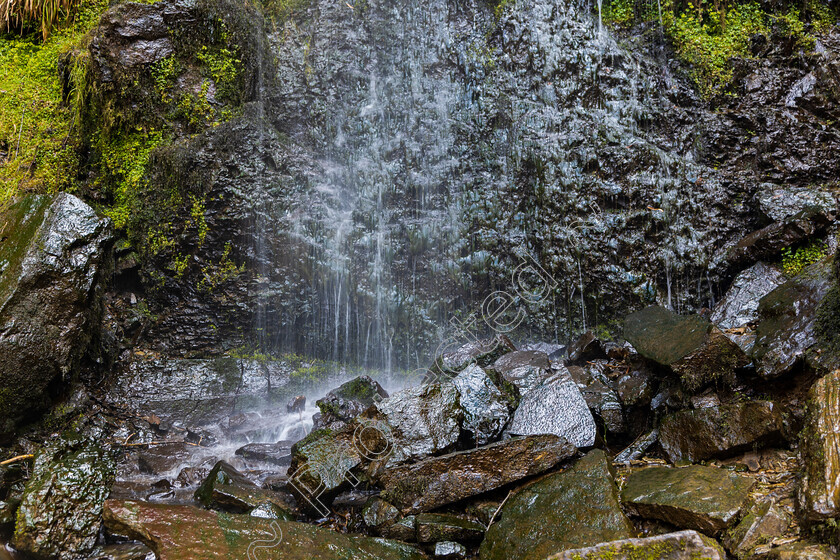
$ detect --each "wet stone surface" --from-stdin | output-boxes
[621,465,755,536]
[479,449,633,560]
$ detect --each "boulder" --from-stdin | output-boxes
[0,194,112,441]
[479,450,634,560]
[545,530,726,560]
[194,461,294,519]
[103,500,428,559]
[375,383,463,467]
[799,368,840,521]
[13,438,115,560]
[286,425,364,515]
[415,513,485,543]
[623,306,748,390]
[753,261,834,379]
[658,401,785,462]
[711,262,786,330]
[621,465,754,535]
[313,376,388,431]
[722,501,789,557]
[506,370,596,448]
[489,350,551,395]
[378,434,576,514]
[235,441,294,467]
[451,365,510,445]
[106,357,299,428]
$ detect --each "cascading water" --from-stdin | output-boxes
[245,0,745,370]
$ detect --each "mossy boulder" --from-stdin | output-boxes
[0,193,112,442]
[103,500,428,559]
[13,437,115,560]
[479,449,634,560]
[194,461,295,518]
[313,375,389,431]
[546,530,726,560]
[621,465,754,536]
[624,306,748,391]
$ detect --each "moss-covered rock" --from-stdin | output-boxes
[13,437,115,560]
[621,465,754,536]
[103,499,428,559]
[624,306,748,391]
[479,449,634,560]
[545,530,726,560]
[194,460,295,519]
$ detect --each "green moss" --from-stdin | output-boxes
[0,0,109,210]
[604,0,837,99]
[261,0,310,23]
[603,0,639,25]
[666,2,768,99]
[782,239,828,276]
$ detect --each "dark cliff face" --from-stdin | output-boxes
[82,0,839,367]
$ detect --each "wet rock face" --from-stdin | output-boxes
[621,465,754,536]
[658,401,785,463]
[313,376,388,431]
[452,365,510,445]
[378,435,576,515]
[710,262,786,330]
[13,438,115,560]
[106,357,296,428]
[546,530,726,560]
[0,194,112,442]
[799,369,840,522]
[506,369,597,447]
[753,261,835,378]
[103,500,428,559]
[479,449,633,560]
[624,306,748,390]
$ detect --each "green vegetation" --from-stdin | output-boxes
[261,0,309,23]
[1,0,79,40]
[0,0,108,212]
[667,2,767,98]
[603,0,838,98]
[781,239,828,276]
